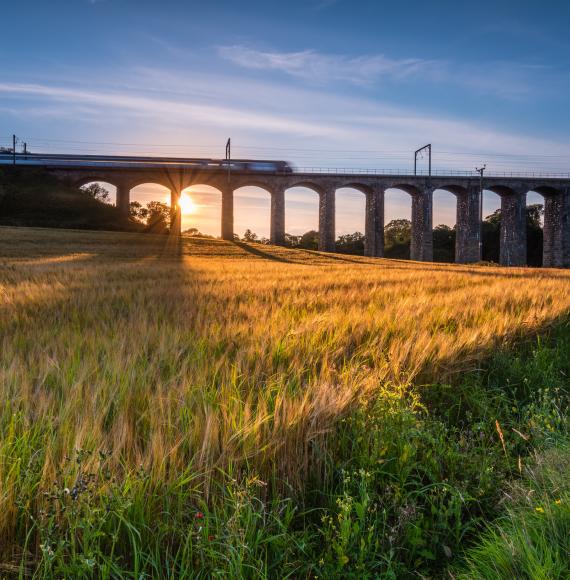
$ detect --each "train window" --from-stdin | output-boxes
[247,162,275,172]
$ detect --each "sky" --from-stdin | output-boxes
[1,0,570,236]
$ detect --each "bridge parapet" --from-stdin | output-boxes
[19,163,570,268]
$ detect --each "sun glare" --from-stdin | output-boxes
[178,193,197,215]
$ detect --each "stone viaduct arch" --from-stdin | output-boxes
[42,165,570,268]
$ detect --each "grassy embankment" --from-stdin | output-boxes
[0,226,568,578]
[0,168,141,232]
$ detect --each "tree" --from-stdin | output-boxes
[129,201,144,220]
[433,224,456,263]
[284,233,301,248]
[299,230,319,250]
[81,183,111,204]
[482,209,501,263]
[384,219,411,259]
[526,203,544,267]
[482,204,544,266]
[242,229,258,242]
[145,201,170,233]
[336,231,365,255]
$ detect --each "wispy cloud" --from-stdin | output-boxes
[218,45,438,85]
[0,81,344,138]
[1,67,569,173]
[217,44,567,100]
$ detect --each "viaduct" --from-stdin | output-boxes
[27,159,570,268]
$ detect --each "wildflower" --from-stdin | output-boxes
[195,511,205,519]
[554,499,562,505]
[535,506,544,513]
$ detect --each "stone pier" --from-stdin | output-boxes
[115,182,130,218]
[365,186,384,257]
[543,189,570,268]
[318,187,336,252]
[500,191,527,267]
[270,187,286,245]
[564,190,570,268]
[221,185,234,241]
[411,189,433,262]
[45,161,570,268]
[170,189,181,235]
[455,187,482,263]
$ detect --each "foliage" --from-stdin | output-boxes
[130,200,171,232]
[80,182,111,204]
[336,231,365,254]
[433,223,456,263]
[483,204,544,266]
[299,229,319,250]
[242,228,258,242]
[129,200,143,218]
[183,227,215,238]
[384,218,411,259]
[456,446,570,579]
[0,168,141,231]
[0,227,568,577]
[283,229,319,250]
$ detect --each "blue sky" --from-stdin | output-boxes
[2,0,569,236]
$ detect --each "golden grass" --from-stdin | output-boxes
[1,226,570,539]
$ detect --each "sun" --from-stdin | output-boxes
[178,193,197,215]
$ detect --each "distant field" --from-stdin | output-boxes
[1,226,569,578]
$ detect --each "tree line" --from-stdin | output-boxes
[233,204,545,266]
[82,184,546,265]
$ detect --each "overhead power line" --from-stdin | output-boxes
[16,136,570,159]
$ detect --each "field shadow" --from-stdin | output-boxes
[231,241,302,264]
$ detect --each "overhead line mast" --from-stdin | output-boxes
[414,144,432,178]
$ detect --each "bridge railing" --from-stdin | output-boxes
[1,153,569,179]
[294,167,570,178]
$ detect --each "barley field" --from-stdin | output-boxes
[1,226,569,577]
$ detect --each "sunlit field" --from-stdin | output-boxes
[1,226,569,577]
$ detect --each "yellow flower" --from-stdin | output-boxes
[554,499,562,505]
[535,506,544,513]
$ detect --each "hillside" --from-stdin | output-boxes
[0,226,569,578]
[0,167,142,232]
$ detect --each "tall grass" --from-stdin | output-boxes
[456,446,570,579]
[0,226,569,577]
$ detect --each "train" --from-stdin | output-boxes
[0,152,295,173]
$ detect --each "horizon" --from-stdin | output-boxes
[2,0,569,236]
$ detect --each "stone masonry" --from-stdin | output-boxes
[43,164,570,268]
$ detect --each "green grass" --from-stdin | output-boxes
[0,168,140,231]
[0,227,568,578]
[456,446,570,580]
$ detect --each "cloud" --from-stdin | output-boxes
[218,45,438,86]
[1,67,569,174]
[217,45,568,100]
[0,81,343,138]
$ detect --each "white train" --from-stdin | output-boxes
[0,152,294,173]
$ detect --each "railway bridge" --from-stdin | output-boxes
[8,156,570,268]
